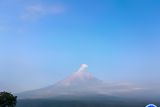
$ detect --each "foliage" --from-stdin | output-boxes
[0,92,17,107]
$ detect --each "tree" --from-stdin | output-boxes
[0,92,17,107]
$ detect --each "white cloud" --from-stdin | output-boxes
[21,4,67,20]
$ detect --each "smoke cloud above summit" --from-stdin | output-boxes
[78,64,88,72]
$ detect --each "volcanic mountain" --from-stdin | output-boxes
[17,64,143,99]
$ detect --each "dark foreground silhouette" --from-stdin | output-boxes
[17,96,160,107]
[0,92,17,107]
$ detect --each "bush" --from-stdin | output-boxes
[0,91,17,107]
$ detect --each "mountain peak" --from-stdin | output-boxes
[73,64,93,80]
[56,64,97,87]
[74,64,91,79]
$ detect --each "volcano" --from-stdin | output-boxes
[17,64,143,99]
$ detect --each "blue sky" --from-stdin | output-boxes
[0,0,160,93]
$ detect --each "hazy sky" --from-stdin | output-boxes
[0,0,160,93]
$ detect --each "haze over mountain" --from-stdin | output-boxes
[18,64,145,99]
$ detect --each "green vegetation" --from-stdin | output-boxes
[0,92,17,107]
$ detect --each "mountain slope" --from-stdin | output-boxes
[17,64,143,99]
[18,64,102,99]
